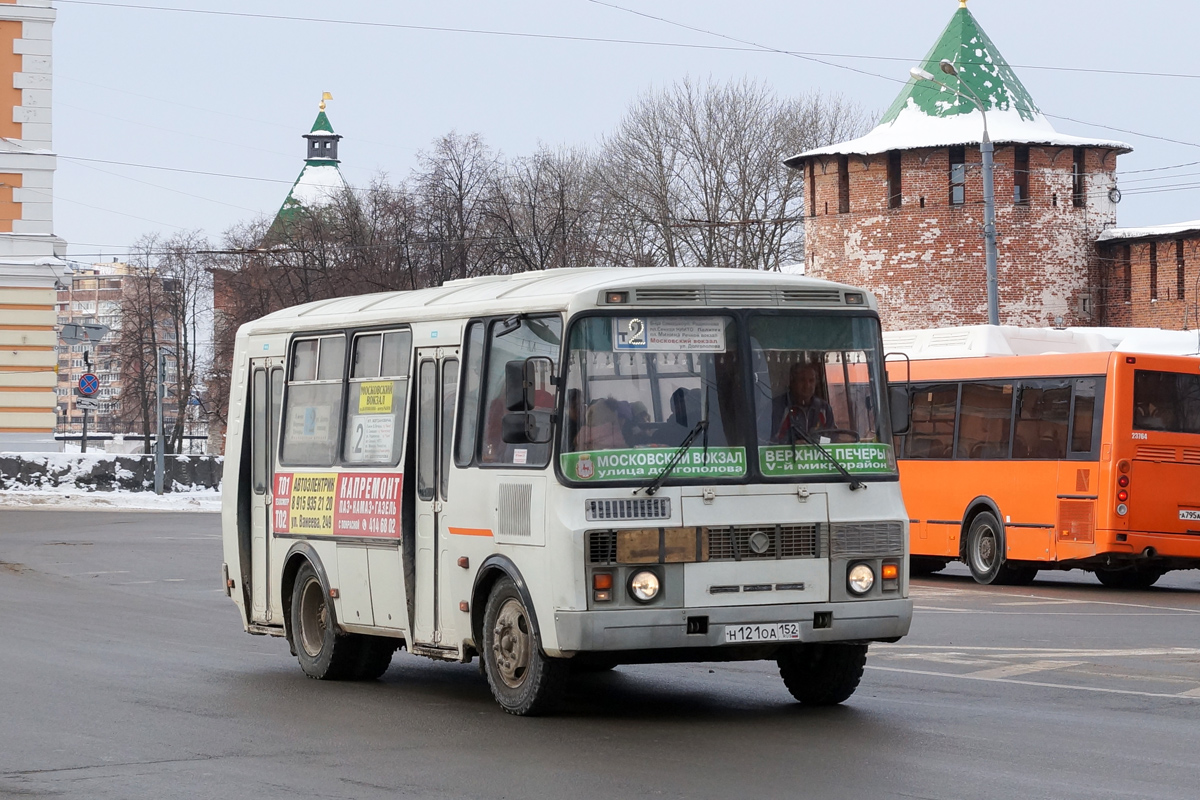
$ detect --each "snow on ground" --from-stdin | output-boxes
[0,488,221,513]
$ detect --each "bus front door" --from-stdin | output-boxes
[412,348,459,650]
[249,358,284,625]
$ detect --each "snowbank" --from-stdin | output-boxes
[0,488,221,513]
[0,452,222,493]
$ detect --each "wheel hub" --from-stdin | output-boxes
[974,527,997,571]
[491,598,531,689]
[298,577,328,658]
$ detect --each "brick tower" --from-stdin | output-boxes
[786,0,1131,329]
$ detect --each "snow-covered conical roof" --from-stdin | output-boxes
[786,3,1131,165]
[274,100,348,226]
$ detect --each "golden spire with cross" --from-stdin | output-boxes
[319,91,332,111]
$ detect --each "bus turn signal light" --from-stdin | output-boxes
[593,573,613,590]
[1117,459,1131,474]
[881,564,899,580]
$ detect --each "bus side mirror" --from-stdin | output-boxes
[502,410,554,444]
[503,357,556,444]
[505,357,556,411]
[888,384,911,436]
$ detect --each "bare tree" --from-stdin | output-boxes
[597,78,870,270]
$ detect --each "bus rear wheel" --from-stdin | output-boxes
[291,561,363,681]
[777,643,868,706]
[481,577,568,716]
[1095,568,1164,589]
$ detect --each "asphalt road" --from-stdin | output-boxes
[1,510,1198,800]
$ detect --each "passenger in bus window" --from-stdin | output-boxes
[576,397,627,450]
[771,362,834,442]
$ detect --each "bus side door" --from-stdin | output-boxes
[249,357,283,624]
[412,348,459,649]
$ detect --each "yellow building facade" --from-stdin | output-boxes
[0,0,65,451]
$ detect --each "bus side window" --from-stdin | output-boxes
[455,322,485,467]
[1014,380,1070,460]
[956,382,1013,460]
[478,316,562,467]
[1069,378,1099,454]
[342,329,411,466]
[281,334,346,466]
[906,383,957,459]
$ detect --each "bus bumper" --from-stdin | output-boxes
[551,598,912,654]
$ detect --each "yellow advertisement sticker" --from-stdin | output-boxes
[358,381,393,414]
[286,473,337,535]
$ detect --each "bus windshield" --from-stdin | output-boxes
[1133,369,1200,434]
[559,312,894,484]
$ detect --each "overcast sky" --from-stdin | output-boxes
[51,0,1200,262]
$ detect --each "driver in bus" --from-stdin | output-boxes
[771,362,834,442]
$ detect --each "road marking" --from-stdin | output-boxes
[914,605,1194,616]
[877,644,1200,658]
[1179,687,1200,697]
[67,570,130,576]
[964,660,1083,679]
[915,586,1200,615]
[867,665,1200,701]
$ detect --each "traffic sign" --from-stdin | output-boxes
[76,397,100,410]
[78,373,100,396]
[59,323,110,346]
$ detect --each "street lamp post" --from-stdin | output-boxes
[911,59,1000,326]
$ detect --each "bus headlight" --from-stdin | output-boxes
[629,570,660,603]
[847,563,875,595]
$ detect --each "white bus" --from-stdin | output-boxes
[221,268,913,715]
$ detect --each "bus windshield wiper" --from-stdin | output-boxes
[789,426,865,491]
[637,417,708,496]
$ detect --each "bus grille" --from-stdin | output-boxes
[633,287,704,304]
[829,521,904,557]
[780,288,843,305]
[1057,500,1095,543]
[706,286,777,305]
[587,531,618,564]
[585,497,671,522]
[706,524,820,561]
[1136,445,1178,462]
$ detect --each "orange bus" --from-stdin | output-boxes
[884,326,1200,588]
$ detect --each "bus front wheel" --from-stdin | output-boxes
[777,643,868,705]
[291,561,368,680]
[481,577,568,716]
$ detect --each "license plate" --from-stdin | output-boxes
[723,622,801,644]
[1180,509,1200,521]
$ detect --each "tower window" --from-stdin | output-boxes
[1150,241,1159,301]
[1072,147,1086,208]
[1122,244,1132,304]
[1176,238,1186,300]
[887,151,902,209]
[1013,145,1029,205]
[949,146,966,206]
[808,161,816,218]
[837,156,850,214]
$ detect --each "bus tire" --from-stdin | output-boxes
[910,557,949,577]
[1002,565,1038,585]
[291,561,361,681]
[777,643,868,706]
[482,577,568,716]
[965,511,1007,585]
[1095,568,1163,589]
[353,636,397,681]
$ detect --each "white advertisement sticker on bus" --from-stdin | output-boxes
[345,414,394,462]
[613,317,726,352]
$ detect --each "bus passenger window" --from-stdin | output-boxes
[1069,378,1100,454]
[1013,381,1070,459]
[281,335,345,466]
[455,322,485,466]
[479,316,562,466]
[906,383,957,458]
[343,329,411,466]
[955,382,1013,459]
